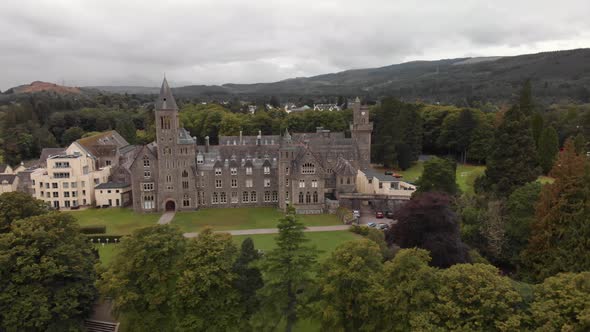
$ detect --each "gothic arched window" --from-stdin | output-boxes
[305,192,311,204]
[299,192,304,204]
[182,170,188,177]
[313,191,318,203]
[301,163,315,174]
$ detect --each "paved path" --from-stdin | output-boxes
[158,211,175,225]
[183,225,349,238]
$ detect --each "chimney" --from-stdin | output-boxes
[239,130,243,145]
[205,136,210,152]
[257,130,262,146]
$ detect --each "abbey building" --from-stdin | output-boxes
[126,78,373,214]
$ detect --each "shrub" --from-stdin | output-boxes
[349,225,370,236]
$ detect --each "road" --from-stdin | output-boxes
[183,225,350,238]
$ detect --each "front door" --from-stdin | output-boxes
[165,200,176,211]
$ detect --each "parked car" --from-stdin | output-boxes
[385,211,394,219]
[375,211,384,218]
[393,173,403,178]
[367,222,377,228]
[384,170,393,175]
[378,223,389,230]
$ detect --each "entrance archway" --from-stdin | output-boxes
[165,200,176,211]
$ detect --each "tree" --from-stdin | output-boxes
[99,225,186,331]
[233,237,264,328]
[174,229,241,331]
[0,191,49,233]
[522,139,590,282]
[538,125,559,174]
[61,126,85,145]
[415,157,458,196]
[255,209,319,332]
[519,79,534,116]
[433,264,523,331]
[574,132,586,154]
[530,272,590,331]
[482,105,540,195]
[0,212,98,331]
[467,113,495,164]
[437,109,478,162]
[504,182,543,269]
[116,116,137,144]
[269,96,280,108]
[371,249,440,331]
[316,240,382,331]
[531,113,544,147]
[386,192,471,268]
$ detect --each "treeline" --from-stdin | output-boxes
[1,191,588,331]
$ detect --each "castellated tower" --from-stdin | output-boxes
[350,97,373,170]
[155,78,197,211]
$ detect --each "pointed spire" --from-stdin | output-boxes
[355,96,361,103]
[155,77,178,110]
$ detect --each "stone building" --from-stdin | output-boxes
[129,78,373,214]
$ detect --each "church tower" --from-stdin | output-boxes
[155,78,197,211]
[350,97,373,170]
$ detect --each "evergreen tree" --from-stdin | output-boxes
[538,125,559,174]
[531,113,544,147]
[233,237,264,327]
[255,208,319,332]
[573,132,586,154]
[115,117,137,144]
[522,140,590,282]
[519,79,534,116]
[482,105,540,195]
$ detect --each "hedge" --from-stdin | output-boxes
[80,225,106,234]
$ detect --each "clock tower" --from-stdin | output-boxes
[350,97,373,170]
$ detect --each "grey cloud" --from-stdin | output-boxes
[1,0,589,90]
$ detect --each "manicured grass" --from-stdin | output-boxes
[378,160,486,194]
[233,230,361,261]
[68,208,159,235]
[456,164,486,194]
[96,244,119,267]
[173,207,341,233]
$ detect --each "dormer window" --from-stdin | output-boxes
[301,163,315,174]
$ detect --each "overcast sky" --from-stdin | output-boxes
[1,0,590,90]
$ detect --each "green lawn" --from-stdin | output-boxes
[96,244,119,267]
[68,208,159,235]
[173,207,341,233]
[384,160,486,194]
[233,230,361,261]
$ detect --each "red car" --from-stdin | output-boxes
[375,211,384,218]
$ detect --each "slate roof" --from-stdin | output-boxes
[76,131,130,158]
[0,174,17,184]
[155,77,178,110]
[39,148,66,163]
[362,168,396,182]
[334,157,357,176]
[0,164,8,173]
[95,182,130,189]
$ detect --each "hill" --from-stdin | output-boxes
[5,81,83,95]
[87,48,590,104]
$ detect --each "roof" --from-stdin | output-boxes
[95,182,130,189]
[0,164,8,173]
[40,148,66,163]
[155,77,178,110]
[178,128,196,145]
[76,131,130,158]
[334,157,357,176]
[362,168,397,182]
[0,174,17,184]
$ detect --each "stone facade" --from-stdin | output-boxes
[129,78,372,214]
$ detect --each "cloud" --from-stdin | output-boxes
[1,0,589,90]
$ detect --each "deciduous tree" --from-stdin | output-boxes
[316,240,382,331]
[0,191,49,233]
[99,225,186,331]
[0,212,98,331]
[415,157,458,195]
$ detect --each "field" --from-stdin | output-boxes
[68,208,159,235]
[173,207,341,233]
